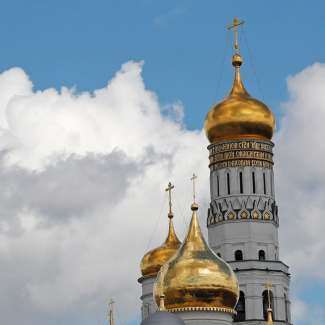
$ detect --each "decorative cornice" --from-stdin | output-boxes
[137,274,157,283]
[236,275,291,287]
[168,307,236,314]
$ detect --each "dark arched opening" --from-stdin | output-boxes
[262,290,274,321]
[259,250,266,261]
[235,250,243,261]
[217,253,221,258]
[234,291,246,322]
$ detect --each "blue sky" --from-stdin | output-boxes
[1,0,325,130]
[0,1,324,324]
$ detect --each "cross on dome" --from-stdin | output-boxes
[227,16,244,55]
[165,182,175,219]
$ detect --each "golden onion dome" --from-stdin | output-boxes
[153,203,239,311]
[204,54,276,143]
[140,217,182,277]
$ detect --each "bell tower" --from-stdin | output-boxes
[205,17,292,324]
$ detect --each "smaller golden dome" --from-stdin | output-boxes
[140,218,181,277]
[204,55,276,143]
[153,203,239,310]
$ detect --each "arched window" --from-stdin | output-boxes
[235,250,243,261]
[227,172,231,195]
[217,175,220,197]
[262,290,274,321]
[217,253,221,258]
[284,293,288,322]
[263,172,266,194]
[234,291,246,322]
[259,250,266,261]
[252,171,256,193]
[239,171,243,194]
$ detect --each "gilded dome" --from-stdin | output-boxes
[141,218,182,277]
[204,55,275,143]
[153,203,239,311]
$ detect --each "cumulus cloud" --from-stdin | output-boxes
[0,60,324,325]
[0,61,209,325]
[274,63,325,282]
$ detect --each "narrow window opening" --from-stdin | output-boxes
[252,172,256,193]
[270,172,274,196]
[217,175,220,197]
[235,250,243,261]
[259,250,265,261]
[263,173,266,195]
[239,172,243,194]
[234,291,246,322]
[217,253,221,258]
[227,173,230,195]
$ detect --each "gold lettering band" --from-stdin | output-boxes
[210,159,273,171]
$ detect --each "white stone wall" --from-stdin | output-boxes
[138,275,157,319]
[174,310,233,325]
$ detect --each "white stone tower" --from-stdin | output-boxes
[205,17,292,324]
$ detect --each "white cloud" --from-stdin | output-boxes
[0,61,209,325]
[291,299,325,325]
[0,60,324,324]
[274,62,325,282]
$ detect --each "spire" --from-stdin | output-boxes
[190,173,198,210]
[164,181,180,246]
[265,282,274,325]
[159,294,166,311]
[227,16,244,56]
[153,174,239,311]
[109,299,115,325]
[227,17,249,97]
[165,182,175,219]
[266,308,274,325]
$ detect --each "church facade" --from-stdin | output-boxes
[138,17,292,325]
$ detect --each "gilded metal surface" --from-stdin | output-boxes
[153,204,239,310]
[169,307,236,314]
[266,308,274,325]
[140,218,182,277]
[204,66,275,143]
[166,182,175,219]
[265,282,274,324]
[159,294,166,311]
[227,17,244,58]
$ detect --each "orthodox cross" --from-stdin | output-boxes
[227,16,244,55]
[191,173,198,204]
[109,299,115,325]
[265,282,272,309]
[165,182,175,218]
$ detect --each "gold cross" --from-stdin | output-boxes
[109,299,115,325]
[265,282,272,309]
[227,16,244,55]
[191,173,198,204]
[165,182,175,218]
